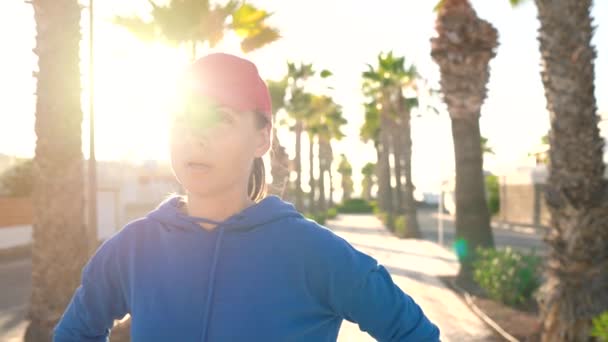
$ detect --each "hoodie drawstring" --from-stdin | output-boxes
[199,226,225,342]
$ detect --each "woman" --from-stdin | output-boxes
[53,53,440,341]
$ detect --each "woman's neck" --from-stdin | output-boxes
[182,189,254,230]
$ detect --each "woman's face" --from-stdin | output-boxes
[170,97,270,197]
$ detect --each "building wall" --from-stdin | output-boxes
[498,166,550,228]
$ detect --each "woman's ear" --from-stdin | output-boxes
[254,124,271,158]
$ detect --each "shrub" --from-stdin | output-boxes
[376,211,395,231]
[473,247,542,306]
[326,207,338,219]
[394,215,407,238]
[485,174,500,216]
[305,212,327,225]
[337,198,374,213]
[592,311,608,342]
[0,159,34,197]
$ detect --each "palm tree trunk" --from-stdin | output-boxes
[534,1,608,340]
[391,120,404,214]
[431,0,497,282]
[26,1,88,340]
[451,118,494,278]
[294,120,303,210]
[270,128,289,197]
[401,111,421,238]
[308,133,316,213]
[362,176,372,201]
[378,116,393,215]
[318,138,329,212]
[327,142,335,207]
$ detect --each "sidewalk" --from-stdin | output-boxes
[330,214,497,342]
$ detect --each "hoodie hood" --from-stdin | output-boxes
[147,195,302,233]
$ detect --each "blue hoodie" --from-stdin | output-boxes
[53,195,440,341]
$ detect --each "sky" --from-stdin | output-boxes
[0,0,607,196]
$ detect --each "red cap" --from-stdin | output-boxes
[185,53,272,122]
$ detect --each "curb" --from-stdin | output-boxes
[0,244,31,264]
[491,221,548,236]
[446,279,519,342]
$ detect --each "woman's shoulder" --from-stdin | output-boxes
[273,215,362,257]
[98,216,158,249]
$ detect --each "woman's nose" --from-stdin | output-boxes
[184,131,210,148]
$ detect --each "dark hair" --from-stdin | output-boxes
[248,112,271,202]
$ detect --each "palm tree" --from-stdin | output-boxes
[115,1,280,59]
[398,95,422,238]
[360,100,385,207]
[24,1,88,340]
[314,97,346,212]
[338,154,354,202]
[480,136,495,156]
[362,52,422,236]
[307,126,318,213]
[523,0,608,339]
[431,0,497,281]
[267,79,290,197]
[319,132,337,208]
[361,162,376,200]
[362,68,392,216]
[285,62,314,210]
[305,96,326,213]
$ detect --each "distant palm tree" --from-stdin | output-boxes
[360,100,385,209]
[267,78,290,197]
[361,162,376,201]
[337,154,354,202]
[362,52,422,237]
[24,1,88,340]
[431,0,497,281]
[115,0,280,59]
[285,62,314,210]
[309,95,346,212]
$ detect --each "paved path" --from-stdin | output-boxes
[0,258,30,342]
[332,214,497,341]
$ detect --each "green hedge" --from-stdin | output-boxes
[485,174,500,216]
[326,207,338,219]
[473,247,542,306]
[394,215,407,238]
[305,212,327,225]
[338,198,374,213]
[376,211,395,231]
[592,311,608,341]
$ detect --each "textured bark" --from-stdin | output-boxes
[25,0,88,340]
[318,137,332,212]
[377,115,393,215]
[294,120,303,210]
[400,111,421,238]
[534,0,608,341]
[451,118,494,277]
[328,166,334,208]
[269,128,290,198]
[308,133,316,213]
[390,119,404,214]
[431,0,497,280]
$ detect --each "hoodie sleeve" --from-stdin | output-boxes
[53,236,129,342]
[316,232,440,342]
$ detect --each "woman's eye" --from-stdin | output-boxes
[217,110,233,121]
